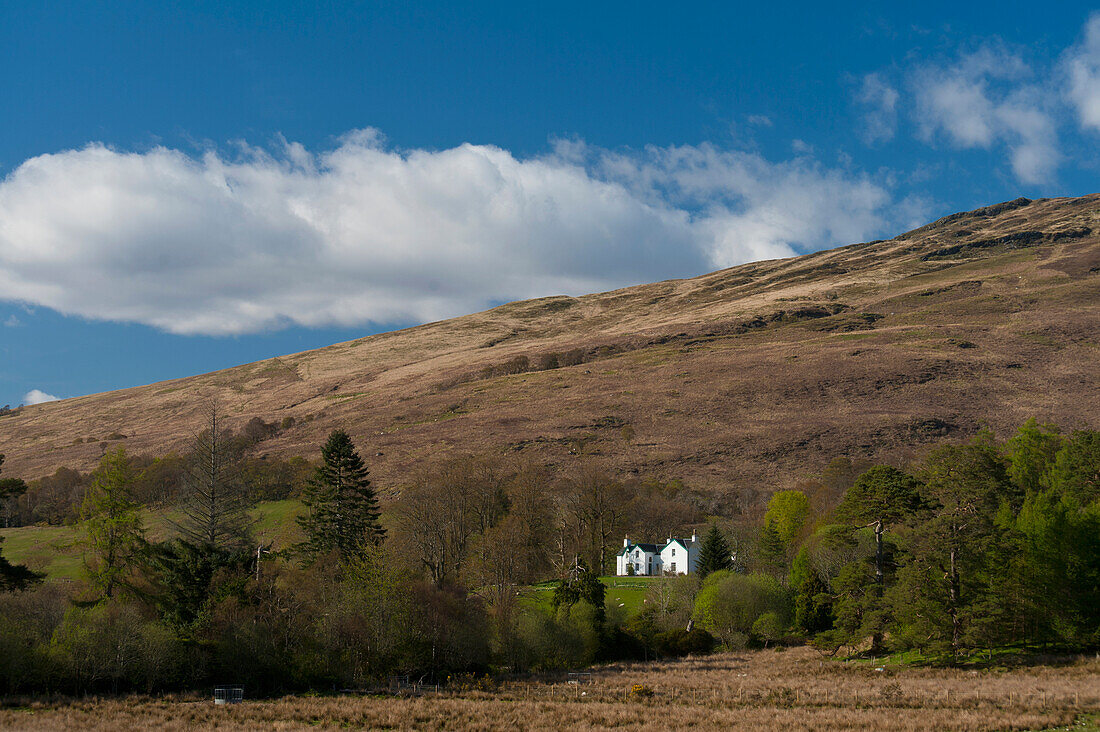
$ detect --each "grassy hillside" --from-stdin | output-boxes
[0,499,306,581]
[2,194,1099,506]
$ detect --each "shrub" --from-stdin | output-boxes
[693,571,792,649]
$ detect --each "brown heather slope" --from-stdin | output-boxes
[2,195,1099,505]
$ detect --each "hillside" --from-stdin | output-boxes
[2,194,1099,504]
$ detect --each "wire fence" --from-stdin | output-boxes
[402,682,1100,711]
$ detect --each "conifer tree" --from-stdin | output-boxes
[695,523,734,578]
[82,448,145,599]
[836,466,924,594]
[173,403,252,551]
[754,521,787,577]
[297,429,384,562]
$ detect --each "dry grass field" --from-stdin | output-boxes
[2,647,1097,731]
[3,194,1100,505]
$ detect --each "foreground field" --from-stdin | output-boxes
[3,647,1097,731]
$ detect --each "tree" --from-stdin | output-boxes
[1006,418,1062,494]
[790,547,832,635]
[172,403,251,551]
[394,453,510,587]
[754,521,787,578]
[0,455,43,592]
[297,430,384,563]
[552,557,606,622]
[695,523,734,578]
[1049,429,1100,504]
[562,464,628,574]
[81,448,145,599]
[692,571,791,649]
[905,439,1010,655]
[836,466,923,597]
[763,490,812,548]
[143,539,250,630]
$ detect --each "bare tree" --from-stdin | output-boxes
[395,454,509,587]
[172,402,252,550]
[561,463,628,575]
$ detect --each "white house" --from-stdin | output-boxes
[616,540,661,576]
[616,532,699,576]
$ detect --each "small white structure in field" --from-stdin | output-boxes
[616,532,699,576]
[214,686,243,705]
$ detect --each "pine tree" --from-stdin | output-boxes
[82,448,145,599]
[835,465,924,597]
[695,523,734,578]
[297,430,384,562]
[0,455,44,591]
[755,521,787,577]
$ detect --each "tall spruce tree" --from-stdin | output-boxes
[695,523,734,578]
[0,455,44,591]
[297,430,384,562]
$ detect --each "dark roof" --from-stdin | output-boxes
[620,543,661,556]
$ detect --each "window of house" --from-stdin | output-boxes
[671,547,676,556]
[671,562,677,573]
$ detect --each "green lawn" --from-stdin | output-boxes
[0,499,306,582]
[0,523,85,580]
[523,575,664,618]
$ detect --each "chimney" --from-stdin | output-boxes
[691,530,697,543]
[624,535,630,548]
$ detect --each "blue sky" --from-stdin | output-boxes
[2,1,1099,408]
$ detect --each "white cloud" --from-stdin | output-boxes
[3,314,18,327]
[0,133,907,335]
[23,389,59,405]
[747,115,774,127]
[911,46,1060,184]
[1065,13,1100,132]
[856,73,899,144]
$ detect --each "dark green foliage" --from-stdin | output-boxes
[836,466,924,529]
[1049,429,1100,504]
[143,539,250,630]
[815,424,1100,658]
[1006,418,1062,494]
[552,558,606,619]
[297,430,384,563]
[833,465,923,650]
[695,523,734,578]
[754,521,787,577]
[903,438,1011,655]
[653,626,716,656]
[791,548,833,634]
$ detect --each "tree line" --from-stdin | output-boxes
[678,419,1100,658]
[0,416,1097,696]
